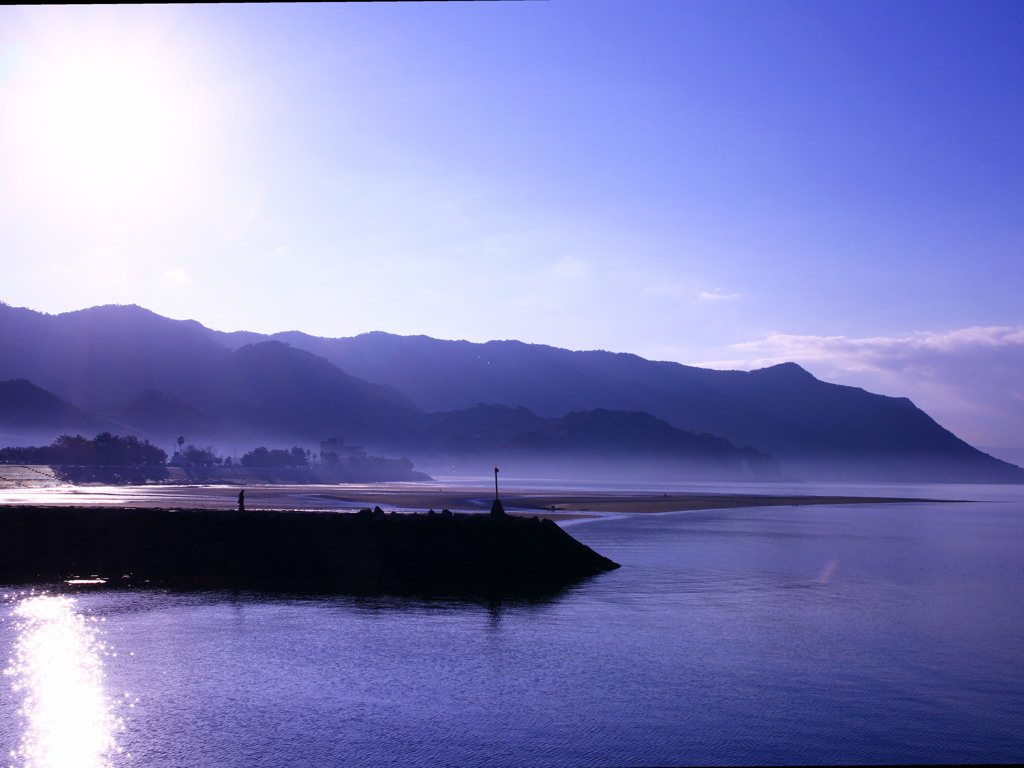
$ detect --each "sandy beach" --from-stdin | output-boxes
[191,485,941,519]
[0,481,945,519]
[318,488,942,517]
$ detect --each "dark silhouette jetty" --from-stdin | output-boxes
[0,505,620,595]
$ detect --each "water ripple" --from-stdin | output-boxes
[4,594,123,768]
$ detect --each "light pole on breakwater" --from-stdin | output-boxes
[491,464,506,516]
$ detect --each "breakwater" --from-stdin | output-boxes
[0,506,619,595]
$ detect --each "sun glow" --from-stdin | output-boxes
[28,52,187,196]
[1,11,219,231]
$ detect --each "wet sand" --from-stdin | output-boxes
[290,487,942,519]
[0,483,945,520]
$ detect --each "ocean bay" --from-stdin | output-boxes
[2,481,1022,766]
[6,5,1024,765]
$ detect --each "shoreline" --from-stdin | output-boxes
[317,489,949,518]
[0,484,950,519]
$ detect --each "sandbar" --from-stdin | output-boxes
[303,488,943,518]
[0,483,946,519]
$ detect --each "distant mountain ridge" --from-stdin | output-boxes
[402,403,780,480]
[1,301,1021,483]
[210,324,1023,482]
[0,379,120,443]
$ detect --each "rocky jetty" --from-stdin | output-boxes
[0,506,619,595]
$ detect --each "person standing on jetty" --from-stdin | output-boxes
[238,489,245,513]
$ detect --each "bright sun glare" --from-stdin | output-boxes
[1,12,213,223]
[32,53,181,194]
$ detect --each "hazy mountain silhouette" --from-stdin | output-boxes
[1,301,1022,483]
[204,340,418,445]
[406,403,778,479]
[104,390,225,443]
[0,379,123,443]
[494,408,780,481]
[0,303,230,410]
[208,330,1022,482]
[413,403,550,456]
[0,303,419,450]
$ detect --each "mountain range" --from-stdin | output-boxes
[1,301,1021,483]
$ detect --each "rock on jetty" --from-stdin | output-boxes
[0,506,619,595]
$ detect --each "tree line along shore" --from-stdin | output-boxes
[0,432,375,469]
[0,432,429,485]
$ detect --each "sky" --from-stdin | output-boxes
[1,1,1023,463]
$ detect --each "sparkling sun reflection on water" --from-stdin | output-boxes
[4,595,122,768]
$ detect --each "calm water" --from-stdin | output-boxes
[2,482,1023,767]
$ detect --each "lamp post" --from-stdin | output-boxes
[490,465,506,516]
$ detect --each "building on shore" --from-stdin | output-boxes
[320,437,367,462]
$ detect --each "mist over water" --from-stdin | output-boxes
[1,481,1022,766]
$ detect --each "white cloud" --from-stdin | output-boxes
[698,327,1024,460]
[697,290,741,301]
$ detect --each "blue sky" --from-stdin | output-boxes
[1,2,1023,461]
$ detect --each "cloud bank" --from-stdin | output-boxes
[701,327,1024,465]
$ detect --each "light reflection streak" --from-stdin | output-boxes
[4,595,122,768]
[816,558,839,584]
